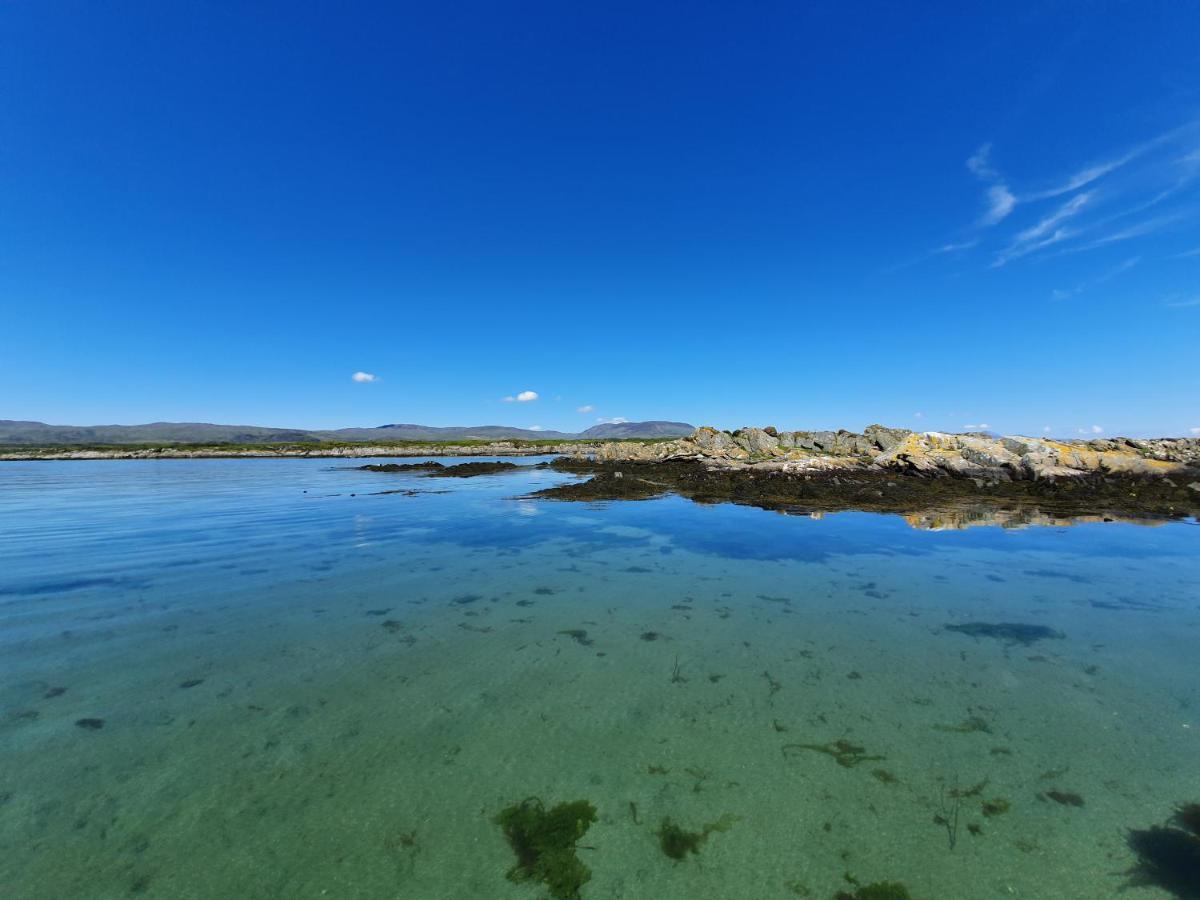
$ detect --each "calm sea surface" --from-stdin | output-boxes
[1,458,1197,899]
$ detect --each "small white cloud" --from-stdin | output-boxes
[528,425,545,432]
[597,417,629,425]
[576,404,595,413]
[1050,288,1074,301]
[1043,426,1053,433]
[1077,425,1104,435]
[964,423,990,430]
[351,371,379,383]
[503,390,539,402]
[913,412,925,419]
[1190,427,1200,435]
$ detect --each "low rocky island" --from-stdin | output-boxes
[533,425,1200,524]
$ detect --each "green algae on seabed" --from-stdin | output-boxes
[656,813,740,860]
[494,798,597,900]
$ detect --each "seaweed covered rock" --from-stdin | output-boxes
[428,461,521,477]
[532,472,666,501]
[359,461,444,472]
[494,798,597,900]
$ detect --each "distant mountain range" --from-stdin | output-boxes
[0,419,695,446]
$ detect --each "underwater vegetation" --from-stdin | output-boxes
[656,813,740,860]
[943,622,1065,645]
[782,739,884,768]
[1041,790,1084,807]
[494,798,598,900]
[981,798,1010,817]
[934,715,992,734]
[74,718,104,730]
[1125,801,1200,898]
[833,881,914,899]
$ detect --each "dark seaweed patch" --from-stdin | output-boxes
[656,813,739,860]
[1125,822,1200,899]
[75,718,105,730]
[943,622,1065,645]
[1041,790,1084,807]
[0,576,151,597]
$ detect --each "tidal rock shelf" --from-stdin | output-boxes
[535,426,1200,523]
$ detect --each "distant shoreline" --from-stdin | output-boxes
[0,440,611,462]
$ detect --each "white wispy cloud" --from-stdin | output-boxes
[994,192,1093,266]
[1059,212,1188,255]
[1016,192,1094,244]
[1051,255,1141,300]
[1097,256,1141,281]
[983,185,1016,226]
[934,239,980,254]
[528,425,545,431]
[597,417,629,425]
[576,404,594,413]
[964,423,990,430]
[1164,294,1200,308]
[1024,150,1143,202]
[957,119,1200,268]
[1077,425,1104,435]
[966,144,1016,226]
[1190,427,1200,435]
[1174,246,1200,258]
[351,371,379,383]
[966,143,998,180]
[503,390,539,402]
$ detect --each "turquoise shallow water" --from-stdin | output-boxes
[1,458,1198,899]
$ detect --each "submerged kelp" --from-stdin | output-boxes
[943,622,1065,645]
[494,798,598,900]
[656,813,740,860]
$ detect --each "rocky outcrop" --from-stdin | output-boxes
[588,426,1200,481]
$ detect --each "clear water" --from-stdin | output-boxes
[1,458,1197,899]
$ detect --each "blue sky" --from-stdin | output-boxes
[1,3,1198,437]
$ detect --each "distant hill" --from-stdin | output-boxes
[579,420,696,439]
[0,419,695,446]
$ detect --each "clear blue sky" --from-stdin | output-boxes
[2,2,1198,437]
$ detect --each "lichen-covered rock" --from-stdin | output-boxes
[582,425,1200,483]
